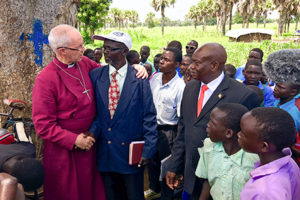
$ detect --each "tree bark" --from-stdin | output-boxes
[296,15,299,31]
[203,17,206,31]
[229,2,233,30]
[0,0,80,147]
[161,7,165,36]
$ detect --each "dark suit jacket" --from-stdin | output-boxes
[89,64,157,174]
[168,75,260,194]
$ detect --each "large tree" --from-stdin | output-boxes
[152,0,176,35]
[145,12,156,28]
[0,0,80,146]
[237,0,257,28]
[198,0,214,31]
[273,0,294,36]
[77,0,111,43]
[187,5,200,30]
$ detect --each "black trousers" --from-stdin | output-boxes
[147,124,177,199]
[101,170,145,200]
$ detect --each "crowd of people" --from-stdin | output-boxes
[1,24,300,200]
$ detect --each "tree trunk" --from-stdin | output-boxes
[0,0,80,148]
[263,11,267,28]
[229,2,233,30]
[246,16,250,28]
[296,15,299,31]
[278,10,286,36]
[242,15,246,28]
[194,22,197,30]
[203,17,206,31]
[287,18,290,33]
[256,14,259,28]
[161,7,165,36]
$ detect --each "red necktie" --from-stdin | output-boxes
[197,85,209,117]
[108,71,120,119]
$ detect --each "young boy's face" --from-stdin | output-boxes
[273,82,296,99]
[243,65,262,86]
[144,64,152,77]
[206,108,228,143]
[159,51,178,74]
[140,48,150,63]
[238,112,262,153]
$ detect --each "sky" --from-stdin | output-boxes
[110,0,198,22]
[110,0,279,22]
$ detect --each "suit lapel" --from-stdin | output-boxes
[110,64,137,126]
[196,76,229,122]
[98,66,110,110]
[191,80,202,120]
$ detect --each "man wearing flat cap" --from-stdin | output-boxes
[89,31,158,200]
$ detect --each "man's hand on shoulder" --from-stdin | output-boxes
[132,64,148,79]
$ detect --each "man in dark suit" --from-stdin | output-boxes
[89,31,157,200]
[165,43,260,200]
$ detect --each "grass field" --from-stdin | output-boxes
[85,23,300,67]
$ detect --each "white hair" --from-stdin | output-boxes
[48,24,80,52]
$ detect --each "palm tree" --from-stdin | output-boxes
[151,0,176,35]
[110,8,122,28]
[198,0,214,31]
[145,12,156,28]
[262,0,274,28]
[273,0,294,36]
[129,10,139,28]
[237,0,257,28]
[228,0,238,30]
[187,5,199,30]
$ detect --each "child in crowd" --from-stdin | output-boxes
[179,55,192,78]
[144,63,152,78]
[83,48,96,61]
[140,45,155,72]
[149,53,162,80]
[238,107,300,199]
[224,64,236,78]
[263,49,300,165]
[196,103,258,200]
[126,50,140,65]
[242,59,276,107]
[94,47,103,64]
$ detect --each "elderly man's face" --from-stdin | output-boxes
[190,47,212,81]
[103,40,126,67]
[63,30,85,63]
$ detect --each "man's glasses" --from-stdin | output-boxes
[57,46,84,51]
[186,45,196,50]
[103,47,125,52]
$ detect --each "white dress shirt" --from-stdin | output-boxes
[199,72,225,108]
[150,72,185,125]
[109,62,128,94]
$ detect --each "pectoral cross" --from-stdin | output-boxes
[83,89,91,99]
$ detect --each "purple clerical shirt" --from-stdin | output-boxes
[240,148,300,200]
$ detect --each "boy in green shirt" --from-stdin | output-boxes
[195,103,258,200]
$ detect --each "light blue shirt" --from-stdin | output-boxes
[109,62,128,94]
[150,72,185,125]
[196,138,259,200]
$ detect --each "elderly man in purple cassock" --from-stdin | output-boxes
[32,24,146,200]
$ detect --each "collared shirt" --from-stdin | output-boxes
[150,72,185,125]
[199,72,225,108]
[240,148,300,200]
[235,64,245,82]
[274,93,300,132]
[109,62,128,94]
[196,138,258,200]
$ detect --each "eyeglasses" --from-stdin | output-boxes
[57,46,84,51]
[103,47,125,52]
[186,45,196,50]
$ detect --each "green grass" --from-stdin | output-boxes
[85,23,300,67]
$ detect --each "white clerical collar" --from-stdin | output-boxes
[68,63,75,68]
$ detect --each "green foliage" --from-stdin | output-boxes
[77,0,111,43]
[145,12,156,28]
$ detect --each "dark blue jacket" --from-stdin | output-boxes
[89,64,157,174]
